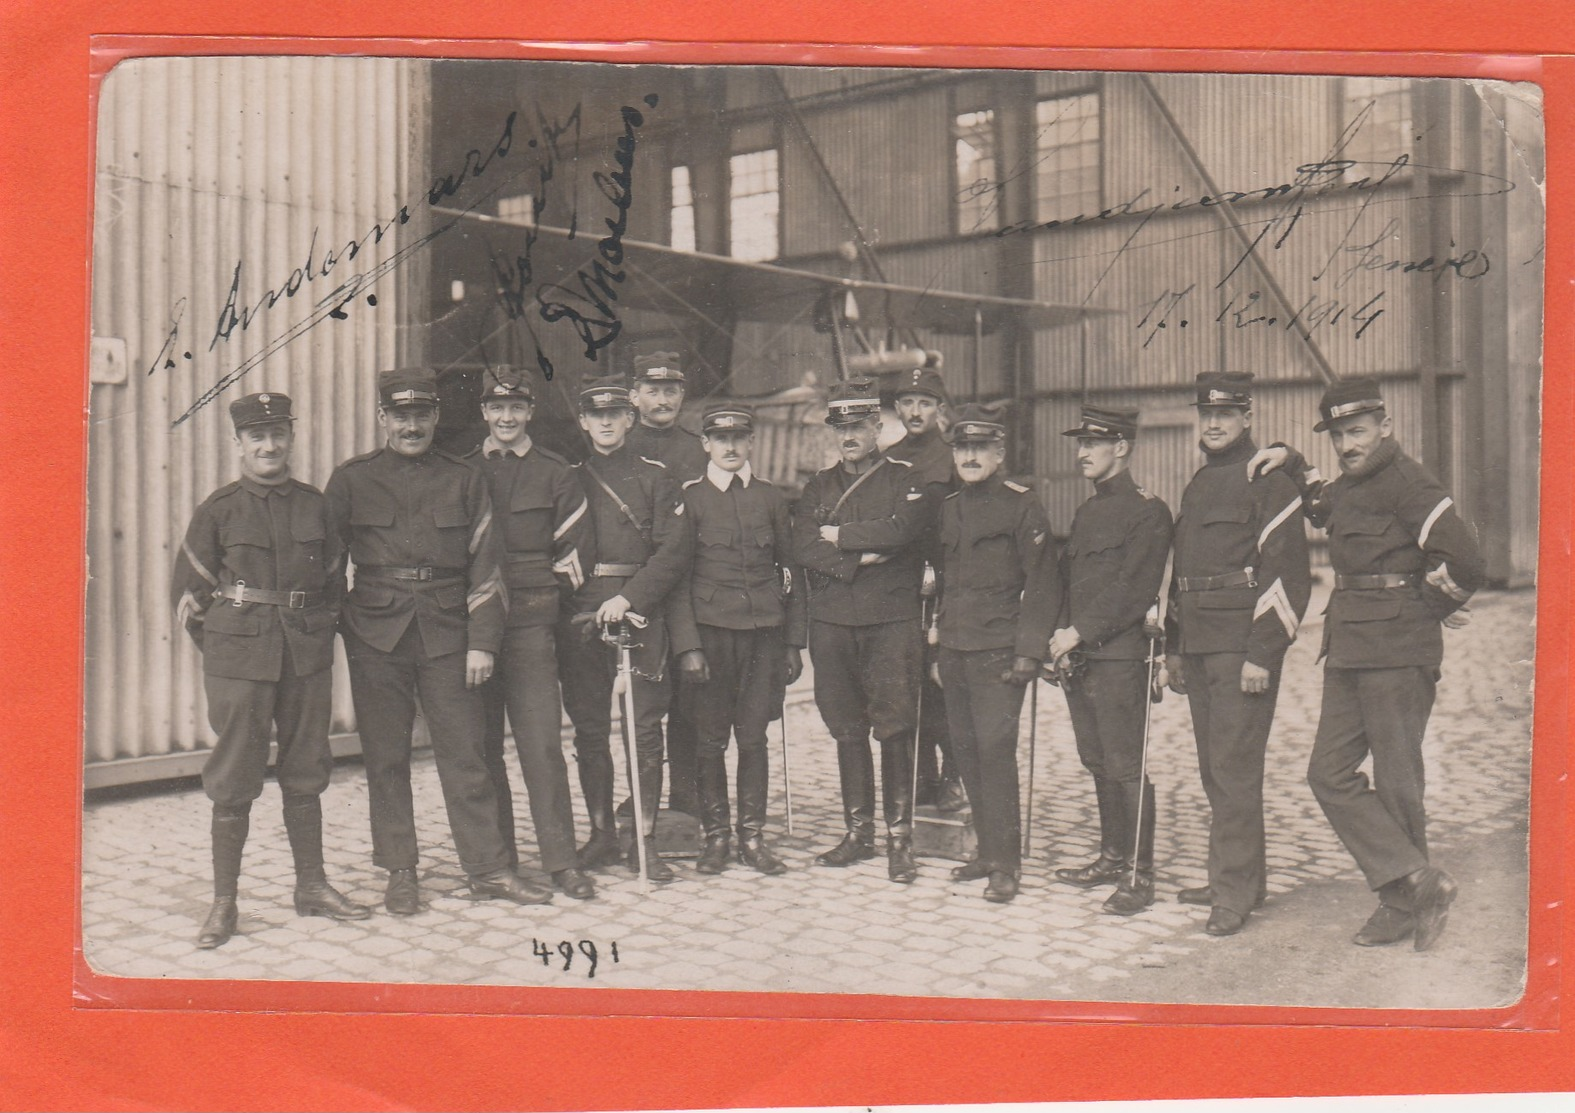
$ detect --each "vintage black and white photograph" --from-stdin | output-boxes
[82,55,1543,1010]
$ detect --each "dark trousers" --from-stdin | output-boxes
[556,611,670,835]
[481,605,578,875]
[1308,665,1435,898]
[664,692,700,812]
[809,618,921,837]
[939,646,1027,873]
[344,624,509,877]
[1063,656,1155,870]
[201,649,333,809]
[1183,651,1279,916]
[684,624,784,839]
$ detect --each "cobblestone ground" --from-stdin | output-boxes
[82,585,1536,1010]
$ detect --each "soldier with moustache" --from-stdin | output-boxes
[1251,377,1484,950]
[1165,372,1311,937]
[172,392,369,948]
[884,366,966,812]
[1050,405,1174,917]
[934,403,1061,904]
[465,367,598,901]
[326,368,550,914]
[792,381,930,883]
[624,350,706,817]
[557,376,697,884]
[673,402,807,876]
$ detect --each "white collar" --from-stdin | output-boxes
[707,460,753,491]
[483,434,533,458]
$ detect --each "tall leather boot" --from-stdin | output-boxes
[282,795,370,921]
[881,734,917,883]
[625,751,674,882]
[1055,776,1129,887]
[576,749,621,869]
[197,804,249,948]
[1103,779,1156,916]
[735,740,785,875]
[694,746,731,875]
[816,737,877,866]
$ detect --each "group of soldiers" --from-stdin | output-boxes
[172,352,1484,956]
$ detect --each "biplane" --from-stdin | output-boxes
[427,208,1114,485]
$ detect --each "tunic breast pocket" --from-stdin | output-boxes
[1200,502,1251,530]
[1332,508,1402,564]
[971,528,1018,588]
[698,526,736,550]
[349,504,395,528]
[219,522,272,552]
[1072,526,1123,572]
[507,492,554,547]
[290,508,326,569]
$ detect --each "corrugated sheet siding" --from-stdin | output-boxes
[87,56,423,767]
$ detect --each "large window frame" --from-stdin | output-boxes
[727,148,780,262]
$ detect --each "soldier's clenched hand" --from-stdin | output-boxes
[1001,656,1040,686]
[1165,653,1187,695]
[1240,660,1270,694]
[465,650,495,689]
[784,647,803,685]
[678,650,710,683]
[818,525,840,545]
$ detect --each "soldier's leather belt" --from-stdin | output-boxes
[1334,573,1415,590]
[357,565,464,582]
[217,584,324,609]
[592,562,643,577]
[1177,569,1256,592]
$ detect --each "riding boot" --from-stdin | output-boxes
[623,750,674,882]
[576,750,621,869]
[197,804,249,948]
[817,736,876,865]
[1055,777,1129,886]
[1102,780,1156,915]
[282,795,370,921]
[733,739,785,874]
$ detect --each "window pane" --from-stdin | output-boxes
[1340,77,1413,182]
[670,164,696,252]
[954,108,998,232]
[1034,93,1101,222]
[729,149,779,261]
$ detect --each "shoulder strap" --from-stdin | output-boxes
[587,462,651,543]
[830,456,887,520]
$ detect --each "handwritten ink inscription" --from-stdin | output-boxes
[532,937,620,978]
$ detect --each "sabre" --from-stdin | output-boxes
[607,615,652,892]
[1022,679,1038,857]
[780,717,795,835]
[1130,552,1174,891]
[910,563,939,810]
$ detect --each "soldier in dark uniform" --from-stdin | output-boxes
[326,368,550,914]
[1050,405,1174,916]
[674,403,807,875]
[884,367,965,812]
[466,367,597,901]
[1164,372,1311,936]
[935,403,1061,904]
[172,392,370,948]
[557,376,697,884]
[1251,378,1484,950]
[792,380,929,883]
[625,350,706,817]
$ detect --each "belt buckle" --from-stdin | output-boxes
[416,567,433,581]
[232,579,245,607]
[288,590,306,608]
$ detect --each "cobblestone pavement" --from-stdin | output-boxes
[81,584,1536,1010]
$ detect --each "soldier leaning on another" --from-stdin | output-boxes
[172,392,369,949]
[673,402,807,877]
[1253,377,1484,951]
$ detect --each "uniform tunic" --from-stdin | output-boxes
[324,446,510,877]
[678,466,807,839]
[171,476,342,808]
[1284,437,1484,896]
[557,444,696,782]
[793,453,931,837]
[1169,436,1311,915]
[936,473,1061,874]
[468,437,593,875]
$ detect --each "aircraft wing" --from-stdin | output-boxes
[436,208,1114,334]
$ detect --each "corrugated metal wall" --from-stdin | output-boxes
[87,56,426,775]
